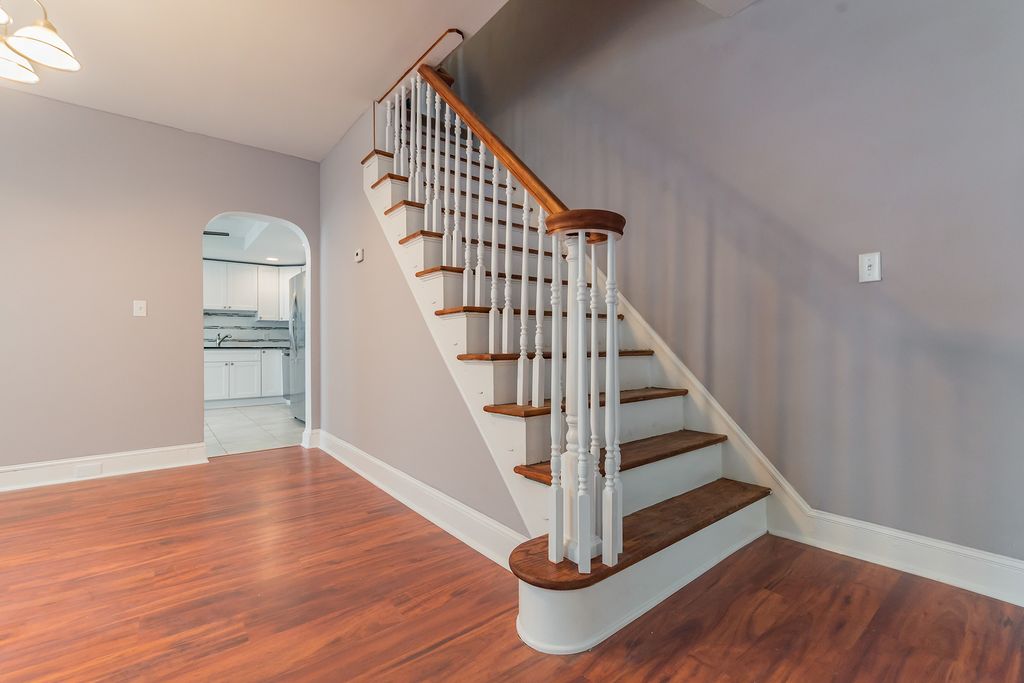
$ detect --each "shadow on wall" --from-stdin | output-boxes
[444,0,1024,559]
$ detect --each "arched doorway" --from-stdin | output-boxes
[200,212,313,455]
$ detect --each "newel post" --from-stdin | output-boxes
[545,209,626,573]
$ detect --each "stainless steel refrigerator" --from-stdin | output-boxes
[288,271,306,422]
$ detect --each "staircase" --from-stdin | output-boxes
[361,64,772,654]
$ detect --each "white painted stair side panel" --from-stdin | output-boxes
[516,499,766,654]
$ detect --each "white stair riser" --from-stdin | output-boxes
[381,200,542,247]
[621,444,723,515]
[402,234,553,278]
[517,395,686,463]
[373,175,537,229]
[420,270,614,314]
[437,311,631,356]
[516,500,767,654]
[362,155,393,187]
[461,353,655,405]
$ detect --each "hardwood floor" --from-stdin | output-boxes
[0,447,1020,682]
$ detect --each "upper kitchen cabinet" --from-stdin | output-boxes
[203,260,258,311]
[257,265,280,321]
[226,263,258,310]
[203,260,227,309]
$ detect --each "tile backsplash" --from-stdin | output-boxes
[204,313,290,348]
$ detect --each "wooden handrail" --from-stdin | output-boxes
[418,64,569,216]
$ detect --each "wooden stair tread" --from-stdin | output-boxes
[415,265,567,285]
[398,230,553,257]
[382,200,538,231]
[484,387,688,418]
[509,478,771,590]
[373,171,510,190]
[434,306,623,320]
[512,429,727,485]
[457,349,653,362]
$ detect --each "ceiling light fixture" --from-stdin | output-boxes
[0,6,11,25]
[0,29,38,84]
[6,0,79,73]
[265,257,280,262]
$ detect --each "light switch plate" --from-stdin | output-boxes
[132,300,148,316]
[859,252,881,283]
[354,248,365,263]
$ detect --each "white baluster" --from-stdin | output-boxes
[602,236,622,564]
[575,230,592,574]
[412,75,422,202]
[501,170,515,353]
[399,83,408,177]
[431,92,443,233]
[385,100,394,154]
[563,235,580,564]
[532,208,547,408]
[488,160,501,354]
[548,230,564,563]
[589,241,603,540]
[422,83,432,213]
[517,194,532,405]
[454,119,465,277]
[442,104,453,266]
[474,141,487,308]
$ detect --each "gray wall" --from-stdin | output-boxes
[319,109,527,534]
[0,89,321,467]
[446,0,1024,559]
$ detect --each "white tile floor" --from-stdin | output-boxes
[204,403,305,456]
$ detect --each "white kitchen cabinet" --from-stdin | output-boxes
[203,260,258,311]
[260,349,284,397]
[203,260,228,309]
[204,350,262,400]
[226,262,258,310]
[203,361,230,401]
[278,266,302,320]
[229,361,261,398]
[257,265,281,321]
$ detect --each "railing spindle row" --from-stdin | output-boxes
[380,65,625,575]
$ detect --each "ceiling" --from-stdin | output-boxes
[204,213,307,265]
[0,0,507,160]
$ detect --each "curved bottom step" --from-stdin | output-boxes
[511,479,770,654]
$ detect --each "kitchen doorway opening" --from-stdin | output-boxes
[200,212,312,457]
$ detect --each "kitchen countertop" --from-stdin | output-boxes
[204,345,290,350]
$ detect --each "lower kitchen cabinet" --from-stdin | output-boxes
[260,349,284,397]
[204,350,263,400]
[204,361,230,401]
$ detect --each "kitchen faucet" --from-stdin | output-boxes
[216,333,233,347]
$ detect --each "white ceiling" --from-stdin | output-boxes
[0,0,507,160]
[204,213,307,265]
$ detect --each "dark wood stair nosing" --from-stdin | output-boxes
[483,387,689,418]
[457,349,654,362]
[512,429,728,485]
[398,230,554,257]
[508,478,771,590]
[434,305,623,321]
[415,264,569,282]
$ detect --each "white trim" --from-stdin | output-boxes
[317,430,527,569]
[0,443,208,492]
[516,501,766,654]
[614,288,1024,608]
[302,428,320,449]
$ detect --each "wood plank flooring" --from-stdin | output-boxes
[0,446,1020,682]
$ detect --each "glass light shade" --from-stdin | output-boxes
[7,20,79,72]
[0,6,10,26]
[0,38,38,84]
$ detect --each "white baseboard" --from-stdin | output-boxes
[302,428,320,449]
[317,430,527,569]
[614,286,1024,609]
[0,442,208,492]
